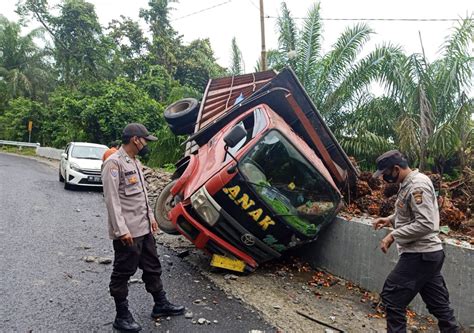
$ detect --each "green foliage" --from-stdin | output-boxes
[0,15,54,102]
[0,97,46,143]
[0,145,37,156]
[3,0,471,177]
[271,2,473,174]
[46,78,164,147]
[3,0,228,168]
[146,125,187,167]
[175,38,226,91]
[229,37,243,75]
[139,0,180,74]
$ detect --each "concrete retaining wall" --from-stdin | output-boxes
[36,147,63,160]
[299,217,473,328]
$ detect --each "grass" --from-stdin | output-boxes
[0,145,37,156]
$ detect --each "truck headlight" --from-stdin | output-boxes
[191,186,220,226]
[70,163,81,172]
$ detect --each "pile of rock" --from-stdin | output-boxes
[143,167,172,203]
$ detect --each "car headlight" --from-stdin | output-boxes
[191,186,220,226]
[70,163,81,172]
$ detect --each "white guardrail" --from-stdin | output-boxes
[0,140,40,148]
[0,140,63,160]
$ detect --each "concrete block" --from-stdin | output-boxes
[298,217,473,328]
[36,147,63,160]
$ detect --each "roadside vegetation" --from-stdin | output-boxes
[0,0,472,177]
[0,145,36,156]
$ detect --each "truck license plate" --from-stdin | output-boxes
[88,176,101,183]
[210,254,245,272]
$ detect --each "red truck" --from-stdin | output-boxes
[155,68,357,273]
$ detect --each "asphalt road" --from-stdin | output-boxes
[0,153,273,332]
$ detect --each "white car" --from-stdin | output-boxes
[59,142,108,189]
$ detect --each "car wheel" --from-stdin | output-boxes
[59,167,64,182]
[164,98,199,134]
[154,180,180,235]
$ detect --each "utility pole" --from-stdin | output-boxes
[259,0,267,70]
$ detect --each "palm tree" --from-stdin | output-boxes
[0,16,52,101]
[350,17,473,173]
[271,4,473,173]
[270,3,402,138]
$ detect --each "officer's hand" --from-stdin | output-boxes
[380,234,394,254]
[373,217,391,230]
[120,233,134,246]
[151,220,159,234]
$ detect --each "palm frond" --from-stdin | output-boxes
[322,23,373,84]
[323,44,403,117]
[437,17,473,101]
[295,3,322,86]
[396,115,420,163]
[277,2,297,54]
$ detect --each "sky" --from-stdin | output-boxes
[1,0,472,70]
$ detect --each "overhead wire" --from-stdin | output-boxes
[247,0,260,11]
[170,1,469,23]
[265,16,471,22]
[172,0,233,21]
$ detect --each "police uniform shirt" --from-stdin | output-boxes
[102,146,154,239]
[388,170,443,254]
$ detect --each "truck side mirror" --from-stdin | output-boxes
[61,152,67,160]
[224,126,247,148]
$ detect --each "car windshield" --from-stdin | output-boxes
[239,130,339,237]
[71,145,107,160]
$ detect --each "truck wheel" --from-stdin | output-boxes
[154,180,180,235]
[59,168,64,182]
[164,98,199,135]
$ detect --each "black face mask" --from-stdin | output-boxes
[383,169,399,183]
[135,139,149,157]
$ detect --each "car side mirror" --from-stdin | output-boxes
[61,152,67,160]
[224,126,247,148]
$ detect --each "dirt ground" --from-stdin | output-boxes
[21,154,451,332]
[156,232,440,333]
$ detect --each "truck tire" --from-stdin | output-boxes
[168,122,196,136]
[59,168,64,182]
[154,180,180,235]
[164,98,199,135]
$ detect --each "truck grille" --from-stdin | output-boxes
[210,208,281,263]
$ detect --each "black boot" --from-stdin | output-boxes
[113,298,142,332]
[151,291,185,318]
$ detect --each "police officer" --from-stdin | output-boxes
[102,123,184,332]
[372,150,458,333]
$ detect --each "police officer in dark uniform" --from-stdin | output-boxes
[372,150,458,333]
[102,123,184,332]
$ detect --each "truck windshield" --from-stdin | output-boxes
[240,130,339,237]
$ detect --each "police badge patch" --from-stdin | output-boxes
[110,168,118,178]
[413,190,423,204]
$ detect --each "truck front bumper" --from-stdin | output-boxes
[169,202,258,269]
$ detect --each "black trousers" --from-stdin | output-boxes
[109,232,164,300]
[381,250,458,333]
